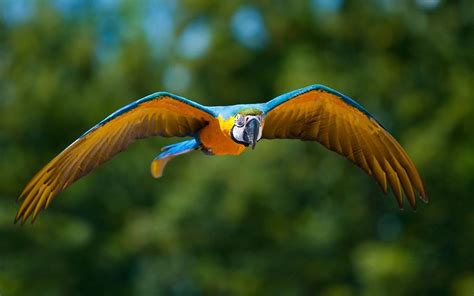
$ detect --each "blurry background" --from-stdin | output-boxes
[1,0,473,295]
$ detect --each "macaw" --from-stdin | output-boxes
[15,84,427,224]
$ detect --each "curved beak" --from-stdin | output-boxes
[244,118,261,150]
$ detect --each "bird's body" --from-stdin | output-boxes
[16,84,427,224]
[200,114,247,155]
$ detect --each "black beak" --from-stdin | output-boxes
[244,118,260,150]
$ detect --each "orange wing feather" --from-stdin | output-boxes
[263,88,427,209]
[16,95,214,224]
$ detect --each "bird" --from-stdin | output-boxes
[15,84,427,224]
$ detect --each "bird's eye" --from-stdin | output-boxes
[235,115,245,127]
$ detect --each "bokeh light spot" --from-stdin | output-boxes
[416,0,441,10]
[231,6,268,50]
[95,15,122,63]
[94,0,119,11]
[310,0,344,13]
[52,0,89,17]
[1,0,35,25]
[143,0,176,59]
[178,19,211,59]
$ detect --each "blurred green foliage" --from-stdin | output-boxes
[1,0,474,295]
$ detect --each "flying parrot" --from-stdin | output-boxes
[15,84,427,224]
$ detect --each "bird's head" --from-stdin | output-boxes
[230,108,263,149]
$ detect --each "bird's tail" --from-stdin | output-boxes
[150,138,200,178]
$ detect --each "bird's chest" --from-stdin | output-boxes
[199,118,245,155]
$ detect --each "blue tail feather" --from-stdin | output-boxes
[157,138,200,159]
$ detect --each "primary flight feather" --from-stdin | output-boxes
[16,84,427,224]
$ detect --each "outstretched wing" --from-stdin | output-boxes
[16,93,216,224]
[262,85,427,209]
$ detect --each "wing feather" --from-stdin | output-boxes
[369,156,388,194]
[16,94,215,223]
[383,159,404,208]
[262,85,426,209]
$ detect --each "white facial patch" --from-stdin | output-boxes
[231,125,246,142]
[231,114,263,145]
